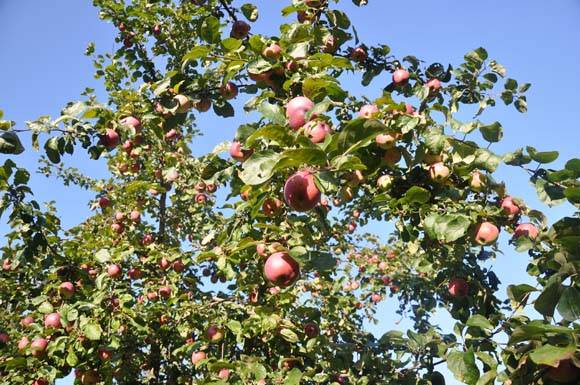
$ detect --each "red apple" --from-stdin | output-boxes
[17,336,29,350]
[120,116,141,131]
[303,120,332,143]
[159,286,172,299]
[546,359,579,384]
[473,222,500,245]
[191,351,207,364]
[262,197,283,216]
[219,82,238,100]
[152,25,161,36]
[194,97,212,112]
[429,162,450,182]
[195,193,207,203]
[80,370,99,385]
[448,277,469,298]
[375,133,398,149]
[263,252,300,287]
[111,222,124,234]
[382,147,402,166]
[0,332,8,345]
[229,141,251,162]
[173,259,185,272]
[358,104,379,119]
[283,170,321,211]
[286,96,314,130]
[377,175,393,189]
[107,264,122,278]
[206,325,224,342]
[100,128,120,149]
[304,322,319,338]
[470,171,486,191]
[44,312,62,328]
[159,257,171,270]
[128,267,142,280]
[513,223,539,240]
[350,46,367,62]
[263,43,282,59]
[392,69,410,85]
[130,210,141,222]
[371,293,382,303]
[500,196,520,217]
[2,258,11,271]
[142,233,154,245]
[59,282,75,298]
[174,94,191,113]
[218,368,231,379]
[32,379,49,385]
[31,338,48,356]
[426,78,442,91]
[21,316,34,327]
[405,103,415,114]
[256,243,268,257]
[322,35,337,53]
[98,196,110,209]
[230,20,250,39]
[98,347,112,361]
[114,211,125,221]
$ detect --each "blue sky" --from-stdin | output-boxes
[0,1,578,384]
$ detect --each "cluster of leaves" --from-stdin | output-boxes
[0,1,578,385]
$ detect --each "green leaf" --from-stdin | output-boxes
[479,122,503,143]
[400,186,431,205]
[95,249,111,263]
[529,344,575,367]
[257,101,286,125]
[227,320,242,335]
[564,187,580,205]
[303,78,347,102]
[221,38,242,51]
[503,148,531,166]
[44,137,61,163]
[564,158,580,173]
[82,322,103,341]
[0,132,24,154]
[284,368,303,385]
[279,328,299,343]
[556,287,580,321]
[506,284,537,303]
[274,148,327,172]
[66,350,79,367]
[424,213,472,243]
[246,125,293,146]
[466,315,493,332]
[534,274,562,317]
[447,350,480,385]
[200,16,220,44]
[182,46,211,65]
[526,146,559,164]
[241,3,259,21]
[474,149,501,172]
[239,151,281,185]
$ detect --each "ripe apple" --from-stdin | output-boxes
[500,196,520,217]
[159,257,171,270]
[286,96,314,130]
[191,351,207,365]
[142,233,154,245]
[164,129,178,141]
[264,252,300,287]
[128,267,142,280]
[80,370,99,385]
[256,243,268,257]
[218,369,231,379]
[473,222,500,245]
[303,120,332,143]
[2,258,11,271]
[98,347,112,361]
[429,162,450,182]
[263,43,282,59]
[375,133,398,149]
[147,291,158,301]
[159,286,172,299]
[165,169,179,183]
[173,94,191,113]
[283,170,321,211]
[194,97,212,112]
[230,20,250,39]
[470,171,486,191]
[31,338,48,356]
[513,223,539,240]
[220,82,238,100]
[448,278,468,298]
[100,128,120,149]
[195,193,207,204]
[371,293,382,303]
[120,116,141,131]
[17,336,29,350]
[229,141,251,162]
[173,259,185,272]
[377,175,393,189]
[262,197,283,216]
[59,282,75,298]
[350,46,367,62]
[44,312,62,328]
[382,147,402,166]
[107,264,122,278]
[0,332,8,345]
[426,78,442,91]
[347,222,356,233]
[114,211,125,221]
[206,325,224,342]
[392,69,410,85]
[32,379,49,385]
[358,104,379,119]
[111,222,124,234]
[322,35,337,53]
[130,210,141,222]
[405,103,415,114]
[21,316,34,327]
[152,25,161,36]
[304,322,319,338]
[545,359,579,384]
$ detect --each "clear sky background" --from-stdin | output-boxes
[0,1,578,384]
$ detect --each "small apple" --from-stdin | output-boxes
[283,170,321,211]
[98,347,113,361]
[448,278,468,298]
[377,175,393,189]
[322,35,337,53]
[206,325,224,342]
[2,258,11,271]
[195,193,207,204]
[173,94,191,113]
[303,120,332,143]
[392,69,410,85]
[0,332,8,345]
[31,338,48,356]
[545,359,579,384]
[513,223,539,240]
[429,162,450,182]
[100,128,120,149]
[304,322,319,338]
[229,141,251,162]
[21,316,34,328]
[375,133,398,149]
[405,104,415,114]
[256,243,268,257]
[470,171,486,191]
[426,78,442,91]
[219,82,238,100]
[350,46,367,62]
[382,147,402,166]
[107,264,122,278]
[173,259,185,272]
[500,196,520,217]
[230,20,250,39]
[194,97,212,112]
[262,197,283,216]
[59,282,75,298]
[263,43,282,59]
[218,369,231,379]
[17,336,29,350]
[286,96,314,130]
[44,312,62,329]
[80,370,99,385]
[191,351,207,365]
[120,116,141,131]
[32,379,49,385]
[130,210,141,222]
[142,233,154,245]
[264,252,300,287]
[358,104,379,119]
[159,257,171,270]
[159,286,172,299]
[111,223,124,234]
[152,25,161,36]
[371,293,382,303]
[128,267,142,280]
[473,222,500,245]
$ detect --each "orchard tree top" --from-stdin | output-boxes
[0,1,579,385]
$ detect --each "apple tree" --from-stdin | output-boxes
[0,0,578,384]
